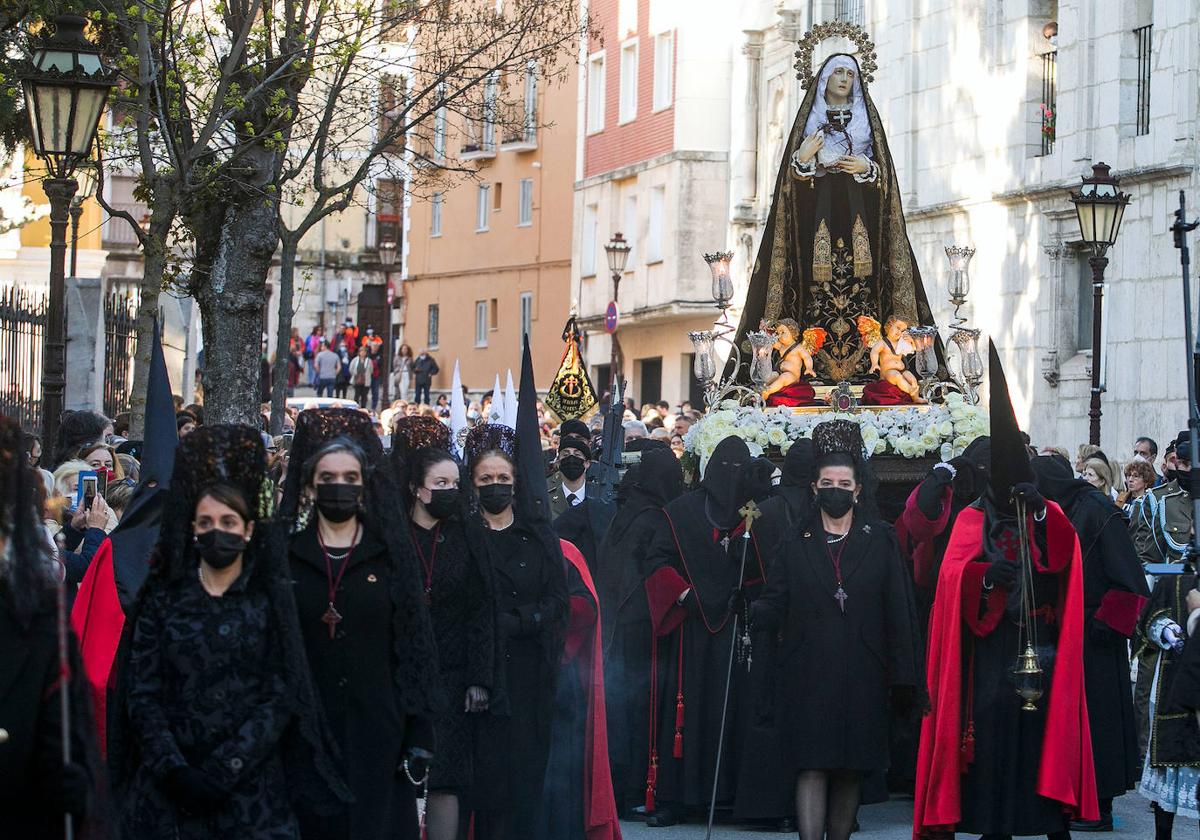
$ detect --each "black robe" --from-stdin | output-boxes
[641,488,771,813]
[553,496,617,577]
[1033,459,1150,801]
[750,517,919,772]
[410,518,495,793]
[290,525,431,840]
[1137,573,1200,768]
[472,520,568,839]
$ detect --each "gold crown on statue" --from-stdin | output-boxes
[794,21,877,89]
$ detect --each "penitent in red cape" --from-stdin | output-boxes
[70,537,124,755]
[912,502,1098,839]
[560,539,622,840]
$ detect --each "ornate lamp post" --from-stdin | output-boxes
[20,14,116,448]
[604,232,631,387]
[378,239,398,403]
[1070,162,1131,445]
[69,161,97,278]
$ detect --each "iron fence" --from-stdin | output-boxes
[1135,25,1152,136]
[0,287,47,435]
[103,292,139,420]
[1040,49,1057,156]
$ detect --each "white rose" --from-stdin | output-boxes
[767,427,787,447]
[780,438,794,456]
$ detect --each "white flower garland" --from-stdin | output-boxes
[684,392,989,475]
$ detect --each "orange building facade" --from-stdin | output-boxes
[402,60,578,396]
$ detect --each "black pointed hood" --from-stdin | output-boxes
[109,318,178,607]
[515,334,552,524]
[987,342,1031,512]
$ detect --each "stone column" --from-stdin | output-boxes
[65,275,105,413]
[731,31,765,224]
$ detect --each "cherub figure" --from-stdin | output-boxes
[761,319,828,402]
[856,315,924,403]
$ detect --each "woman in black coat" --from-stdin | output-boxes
[466,423,568,840]
[394,419,496,840]
[279,409,441,840]
[111,425,347,840]
[751,447,919,840]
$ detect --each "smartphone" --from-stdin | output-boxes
[96,470,109,499]
[78,471,99,511]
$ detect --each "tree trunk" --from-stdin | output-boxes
[270,237,299,434]
[127,201,175,439]
[194,196,279,427]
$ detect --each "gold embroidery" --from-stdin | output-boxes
[852,214,873,279]
[813,219,833,283]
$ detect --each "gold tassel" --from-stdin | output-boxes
[812,219,833,283]
[851,214,873,279]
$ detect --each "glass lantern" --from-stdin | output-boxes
[747,330,775,389]
[950,327,984,402]
[905,325,939,379]
[703,250,735,308]
[689,331,717,383]
[944,245,976,305]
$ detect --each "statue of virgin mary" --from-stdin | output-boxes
[732,43,937,384]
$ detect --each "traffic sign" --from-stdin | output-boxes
[604,301,619,334]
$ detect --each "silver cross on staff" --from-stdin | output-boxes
[738,499,762,537]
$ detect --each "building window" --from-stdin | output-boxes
[618,0,637,37]
[493,182,503,211]
[523,61,538,142]
[519,292,533,342]
[1038,49,1057,156]
[375,178,403,246]
[619,40,638,124]
[587,53,606,133]
[483,73,498,151]
[647,185,665,263]
[518,179,534,226]
[1134,24,1152,136]
[581,203,599,276]
[476,184,490,231]
[475,300,489,347]
[653,32,673,112]
[428,304,440,348]
[378,76,406,154]
[431,192,443,237]
[433,105,447,161]
[623,194,638,265]
[833,0,865,26]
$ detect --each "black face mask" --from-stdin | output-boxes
[1166,468,1181,485]
[477,483,514,515]
[559,455,586,482]
[423,487,460,520]
[195,529,247,569]
[315,483,362,523]
[816,487,855,519]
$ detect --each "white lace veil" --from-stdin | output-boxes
[802,54,874,163]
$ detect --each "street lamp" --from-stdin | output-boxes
[69,161,97,277]
[378,240,398,403]
[604,231,631,388]
[20,14,116,450]
[1069,162,1131,445]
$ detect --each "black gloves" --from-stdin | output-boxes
[50,761,91,817]
[1011,482,1046,515]
[400,747,433,785]
[917,465,954,519]
[163,765,226,815]
[728,587,749,617]
[983,559,1018,590]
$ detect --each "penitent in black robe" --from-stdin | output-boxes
[641,488,772,814]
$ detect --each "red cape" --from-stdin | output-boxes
[70,537,124,755]
[912,503,1097,839]
[560,539,622,840]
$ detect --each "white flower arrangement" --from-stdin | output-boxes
[684,391,989,474]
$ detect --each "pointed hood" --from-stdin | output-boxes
[109,318,178,606]
[449,360,467,457]
[488,374,505,425]
[502,370,519,429]
[515,335,551,524]
[594,379,625,503]
[987,341,1031,511]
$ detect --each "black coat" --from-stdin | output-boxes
[412,355,439,386]
[411,519,495,793]
[1138,574,1200,767]
[119,569,299,839]
[751,517,919,772]
[553,496,616,577]
[290,526,431,840]
[0,591,97,839]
